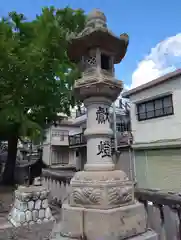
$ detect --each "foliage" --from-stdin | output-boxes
[0,7,85,184]
[0,7,85,141]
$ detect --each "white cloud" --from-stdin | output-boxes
[131,33,181,88]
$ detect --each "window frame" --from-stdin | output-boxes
[116,121,131,132]
[136,94,174,121]
[51,130,66,141]
[116,123,121,132]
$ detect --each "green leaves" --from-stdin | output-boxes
[0,7,86,142]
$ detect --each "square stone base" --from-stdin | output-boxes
[51,202,156,240]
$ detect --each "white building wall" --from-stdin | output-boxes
[69,127,83,136]
[51,146,69,165]
[50,126,81,145]
[44,126,81,144]
[129,76,181,144]
[68,149,76,167]
[42,144,51,165]
[44,129,51,144]
[71,114,87,125]
[42,125,81,166]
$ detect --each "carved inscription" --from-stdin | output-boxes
[97,140,111,158]
[96,106,109,124]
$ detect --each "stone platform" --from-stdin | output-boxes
[50,170,158,240]
[51,230,157,240]
[8,186,54,227]
[51,202,157,240]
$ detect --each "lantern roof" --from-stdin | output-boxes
[67,9,129,64]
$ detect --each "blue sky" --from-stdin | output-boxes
[1,0,181,89]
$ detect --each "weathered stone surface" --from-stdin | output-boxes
[32,210,39,221]
[19,202,28,211]
[29,221,35,225]
[43,218,49,222]
[50,230,158,240]
[10,207,18,219]
[33,176,42,186]
[42,199,48,208]
[8,186,53,227]
[37,219,42,224]
[21,192,31,201]
[26,210,32,222]
[70,170,134,209]
[128,230,158,239]
[39,209,45,219]
[83,203,147,240]
[14,199,20,209]
[32,194,38,201]
[35,199,41,210]
[36,191,41,198]
[50,216,55,221]
[28,201,34,210]
[55,204,84,239]
[53,202,148,240]
[40,190,49,200]
[0,221,54,240]
[45,207,52,219]
[19,212,26,223]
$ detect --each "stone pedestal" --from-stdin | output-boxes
[8,186,54,227]
[51,171,157,240]
[69,170,134,209]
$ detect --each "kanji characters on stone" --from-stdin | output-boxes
[97,140,111,158]
[96,106,109,124]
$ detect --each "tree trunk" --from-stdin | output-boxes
[2,135,18,185]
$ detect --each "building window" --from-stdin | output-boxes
[116,123,122,132]
[51,148,68,165]
[137,95,173,121]
[116,121,131,132]
[52,130,64,140]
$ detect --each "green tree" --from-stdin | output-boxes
[0,7,85,185]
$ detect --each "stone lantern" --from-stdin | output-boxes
[51,9,157,240]
[68,10,127,102]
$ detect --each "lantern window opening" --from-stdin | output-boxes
[101,54,111,70]
[86,56,97,67]
[82,48,97,70]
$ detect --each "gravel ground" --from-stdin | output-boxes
[0,222,54,240]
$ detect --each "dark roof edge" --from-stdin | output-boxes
[122,69,181,98]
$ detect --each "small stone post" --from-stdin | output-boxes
[51,9,158,240]
[8,186,54,227]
